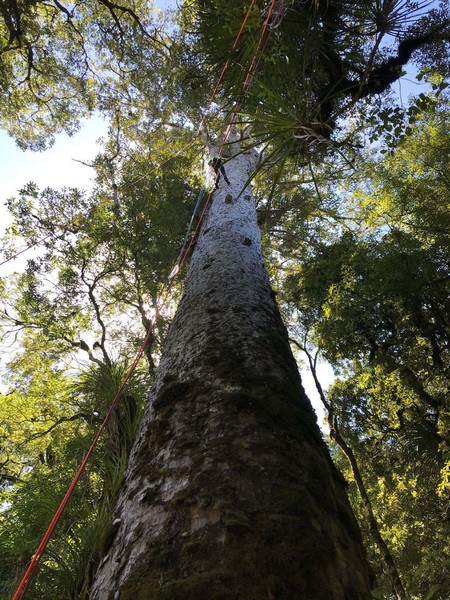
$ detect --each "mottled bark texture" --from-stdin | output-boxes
[90,148,373,599]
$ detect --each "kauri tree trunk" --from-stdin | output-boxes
[90,147,373,599]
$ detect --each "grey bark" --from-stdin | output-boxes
[90,148,373,599]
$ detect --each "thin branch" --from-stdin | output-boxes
[25,412,100,442]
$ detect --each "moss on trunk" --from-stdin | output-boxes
[90,148,373,600]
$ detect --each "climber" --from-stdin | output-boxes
[210,156,230,188]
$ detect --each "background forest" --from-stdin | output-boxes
[0,0,449,598]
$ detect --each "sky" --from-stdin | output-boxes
[0,114,109,235]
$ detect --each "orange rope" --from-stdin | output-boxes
[196,0,257,136]
[12,2,273,598]
[122,0,257,195]
[222,0,276,149]
[243,0,276,89]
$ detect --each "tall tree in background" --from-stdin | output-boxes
[0,0,170,148]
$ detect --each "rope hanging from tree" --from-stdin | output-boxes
[12,1,277,597]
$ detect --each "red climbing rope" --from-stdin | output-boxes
[243,0,276,88]
[196,0,257,136]
[12,2,275,599]
[223,0,277,142]
[121,0,258,195]
[12,322,151,600]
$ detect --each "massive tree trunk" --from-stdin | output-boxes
[90,147,373,599]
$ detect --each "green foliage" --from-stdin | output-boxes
[359,100,450,247]
[1,0,449,597]
[331,367,450,598]
[282,101,450,598]
[0,0,168,149]
[0,355,148,599]
[1,134,203,364]
[186,0,449,163]
[288,231,448,387]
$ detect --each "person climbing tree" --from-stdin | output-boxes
[210,156,230,188]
